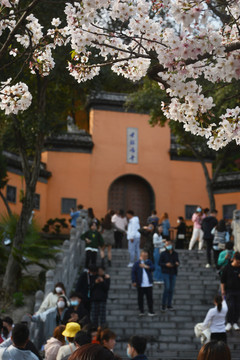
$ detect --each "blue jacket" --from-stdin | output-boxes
[70,210,80,227]
[162,219,170,236]
[131,259,154,287]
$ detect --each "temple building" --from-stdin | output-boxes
[1,92,240,228]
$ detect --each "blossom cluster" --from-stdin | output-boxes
[0,0,19,8]
[29,45,55,76]
[0,80,32,115]
[62,0,240,150]
[15,14,43,48]
[68,61,100,83]
[0,10,64,114]
[1,0,240,150]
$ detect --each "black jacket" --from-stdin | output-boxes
[91,275,110,302]
[221,263,240,292]
[63,303,89,324]
[75,271,96,302]
[201,216,218,240]
[159,250,179,275]
[176,222,186,236]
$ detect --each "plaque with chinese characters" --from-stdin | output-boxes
[127,127,138,164]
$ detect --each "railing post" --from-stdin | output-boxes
[31,213,89,348]
[62,240,70,294]
[233,210,240,251]
[44,270,54,296]
[34,290,44,313]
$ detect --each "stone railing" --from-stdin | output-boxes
[232,209,240,252]
[30,214,89,348]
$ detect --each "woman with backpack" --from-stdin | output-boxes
[212,220,229,268]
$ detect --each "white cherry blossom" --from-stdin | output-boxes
[1,0,240,150]
[0,80,32,115]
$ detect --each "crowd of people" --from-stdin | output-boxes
[72,204,240,330]
[0,319,234,360]
[70,205,183,271]
[0,319,152,360]
[0,205,238,359]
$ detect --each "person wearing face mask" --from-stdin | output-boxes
[126,336,148,360]
[44,325,66,360]
[56,323,80,360]
[159,240,179,312]
[31,296,69,344]
[37,282,67,314]
[174,216,186,249]
[189,206,206,250]
[153,224,165,284]
[63,292,89,325]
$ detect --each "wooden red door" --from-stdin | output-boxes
[108,175,154,225]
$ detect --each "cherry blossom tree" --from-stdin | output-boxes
[126,77,240,211]
[1,0,240,293]
[1,0,240,147]
[0,149,12,216]
[0,0,71,294]
[63,0,240,151]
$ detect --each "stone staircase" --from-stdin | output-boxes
[105,249,240,360]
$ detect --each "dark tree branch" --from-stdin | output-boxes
[0,0,41,60]
[207,1,232,24]
[11,115,31,185]
[0,190,12,217]
[186,142,216,210]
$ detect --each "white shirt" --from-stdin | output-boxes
[141,267,152,287]
[56,344,76,360]
[0,345,38,360]
[202,300,228,333]
[153,233,165,251]
[111,215,127,232]
[37,292,59,314]
[127,216,140,240]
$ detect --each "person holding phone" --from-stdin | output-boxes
[159,240,179,312]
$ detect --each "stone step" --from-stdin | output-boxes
[81,249,239,359]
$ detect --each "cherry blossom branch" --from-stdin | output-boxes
[87,23,167,48]
[207,1,232,24]
[0,0,41,59]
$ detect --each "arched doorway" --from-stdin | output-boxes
[108,174,155,225]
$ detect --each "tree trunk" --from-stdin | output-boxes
[2,76,46,295]
[2,136,44,294]
[2,177,37,293]
[205,179,216,212]
[2,251,22,295]
[0,190,12,217]
[187,144,216,211]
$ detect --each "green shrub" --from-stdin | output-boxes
[13,292,24,307]
[42,218,68,234]
[0,214,60,289]
[19,276,42,294]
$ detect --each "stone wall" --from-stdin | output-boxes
[30,213,88,348]
[233,209,240,252]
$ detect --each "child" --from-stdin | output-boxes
[81,222,104,269]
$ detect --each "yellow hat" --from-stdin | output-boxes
[62,322,81,338]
